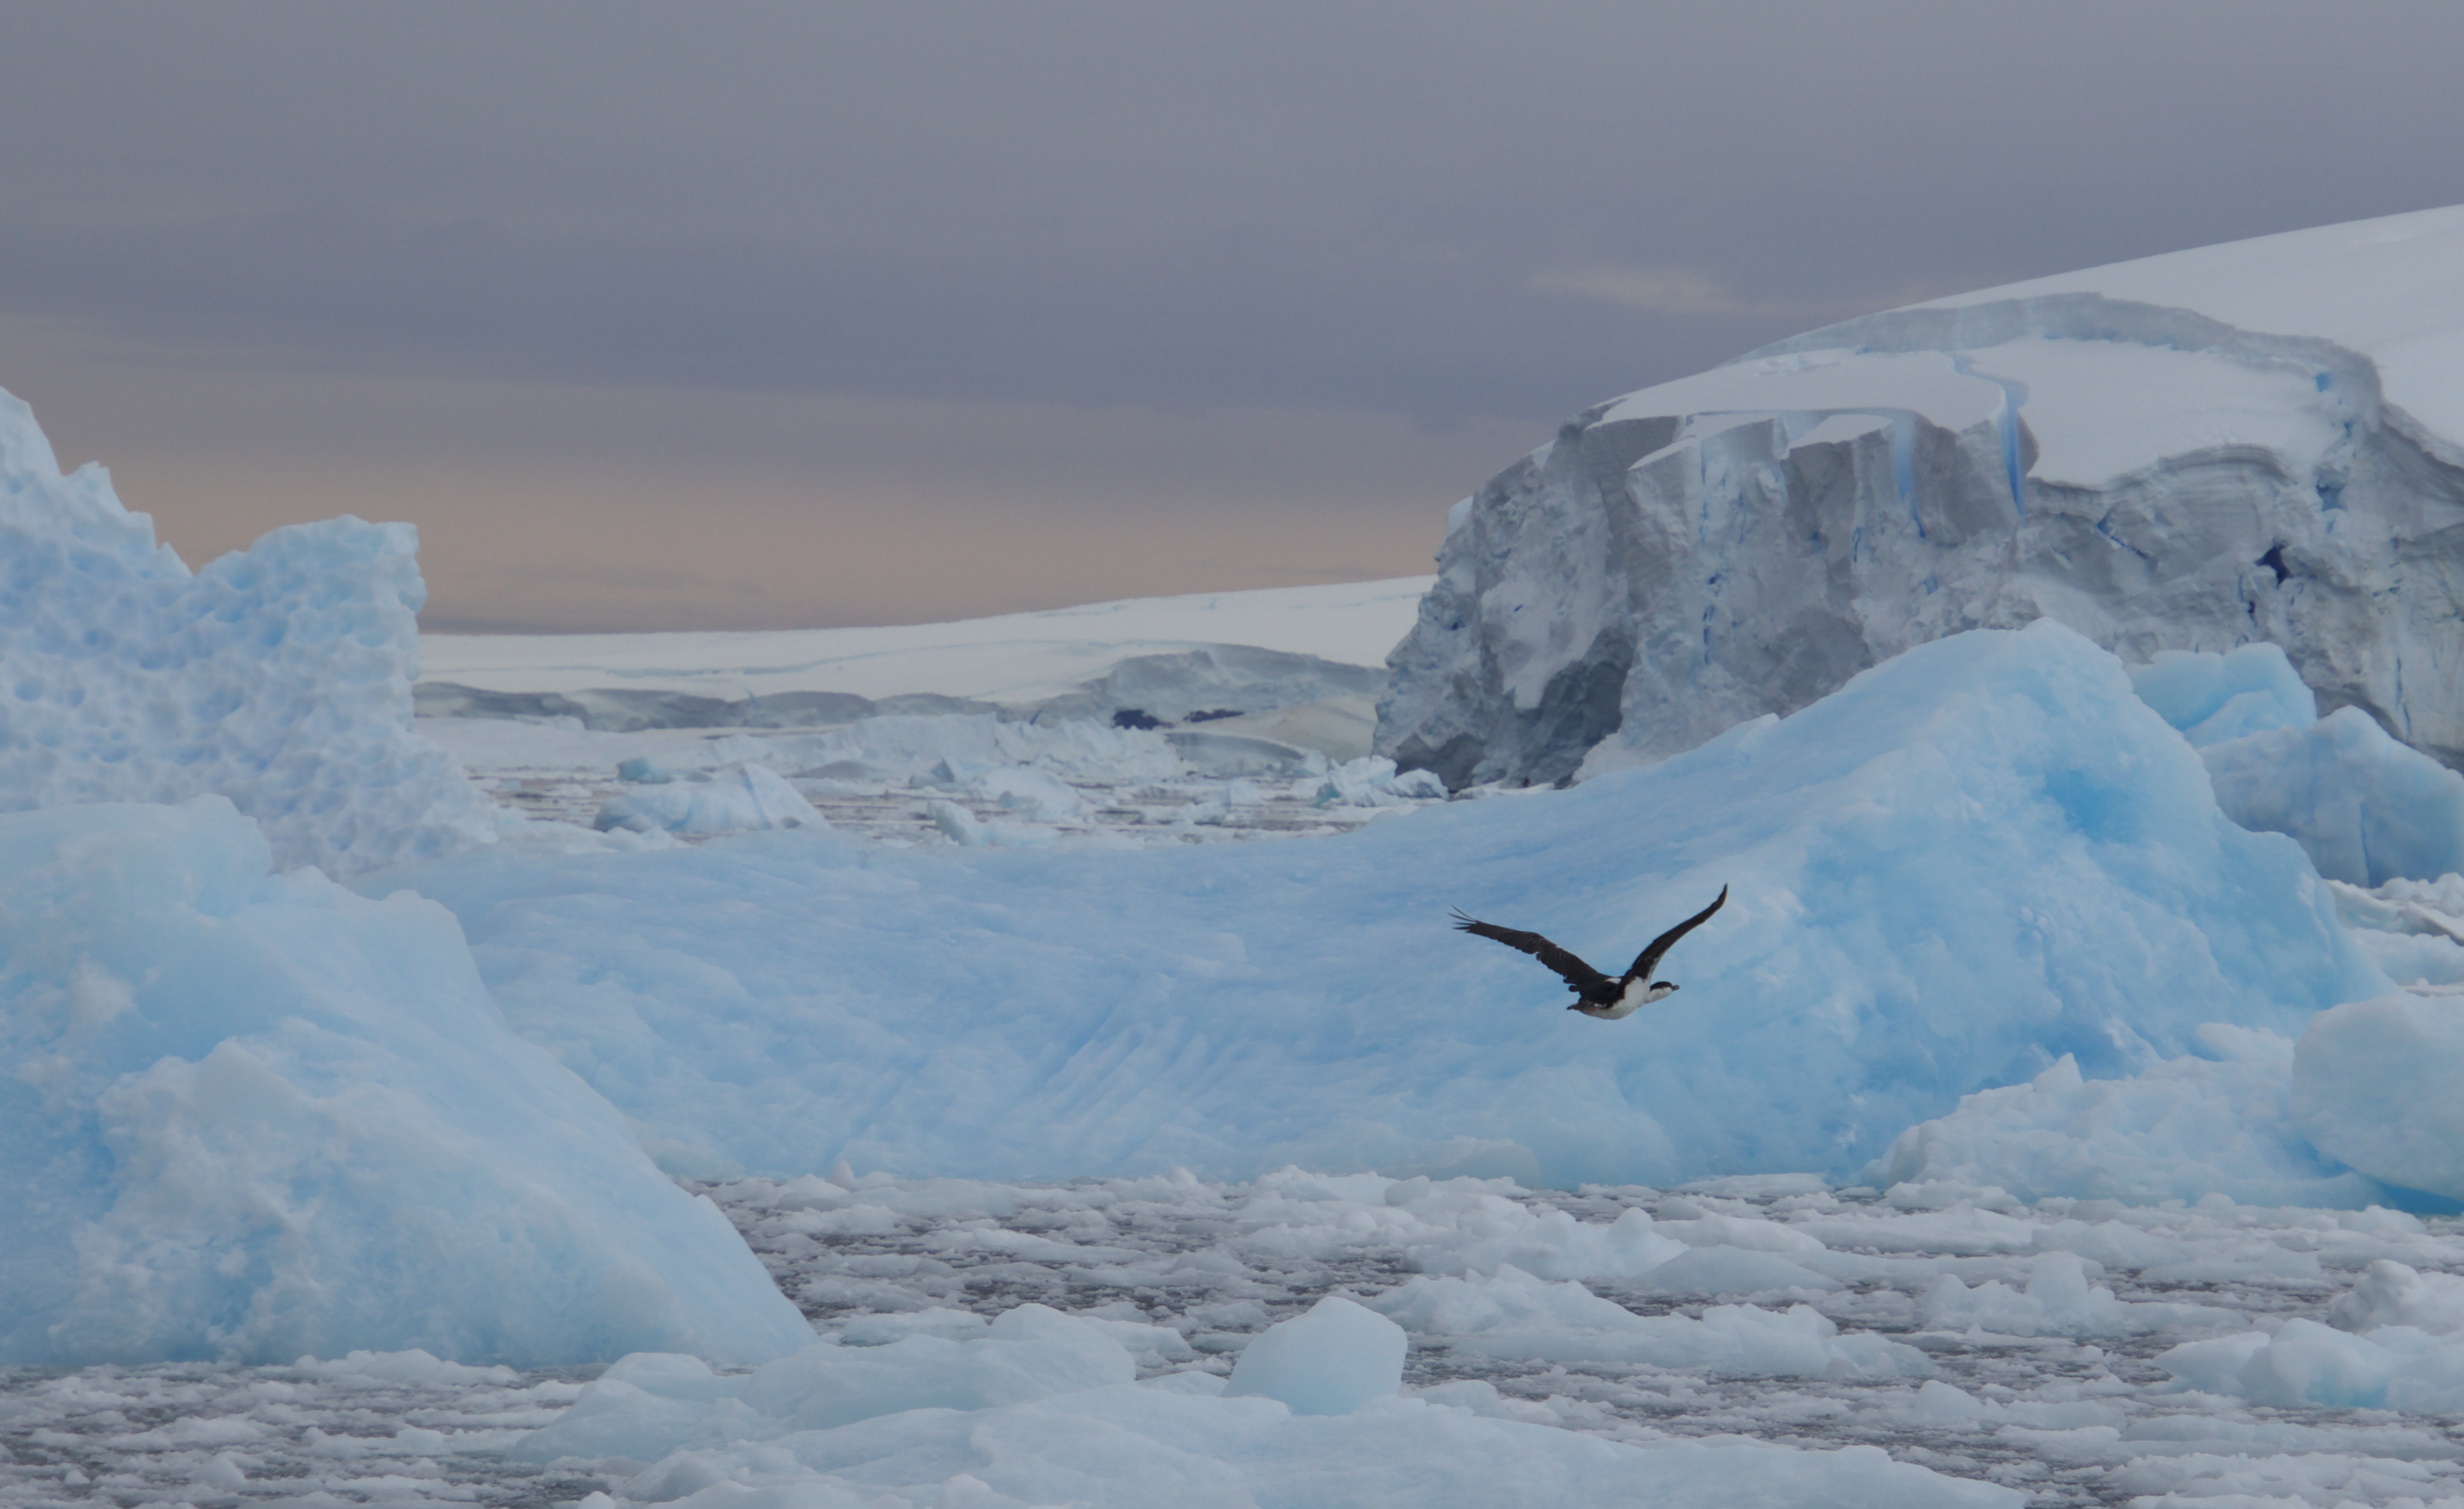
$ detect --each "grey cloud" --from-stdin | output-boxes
[5,1,2464,427]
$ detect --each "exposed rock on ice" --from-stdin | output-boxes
[1378,207,2464,789]
[0,389,497,876]
[0,798,816,1366]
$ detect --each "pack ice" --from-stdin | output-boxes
[0,795,814,1366]
[500,1298,2013,1509]
[391,619,2390,1189]
[0,389,497,877]
[1378,206,2464,787]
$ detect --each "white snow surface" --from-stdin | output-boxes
[422,578,1430,703]
[1920,205,2464,452]
[375,622,2391,1189]
[1378,205,2464,787]
[0,389,498,877]
[0,797,814,1367]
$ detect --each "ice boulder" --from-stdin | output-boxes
[0,389,497,876]
[1379,206,2464,787]
[389,622,2387,1186]
[1225,1295,1407,1414]
[2331,1260,2464,1336]
[0,797,815,1366]
[1866,1030,2386,1209]
[1371,1268,1927,1377]
[2119,642,2464,884]
[594,761,825,836]
[2199,708,2464,886]
[2127,642,2318,747]
[2292,993,2464,1203]
[2157,1319,2464,1412]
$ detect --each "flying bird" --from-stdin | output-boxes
[1452,886,1728,1020]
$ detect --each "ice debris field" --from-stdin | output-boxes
[10,207,2464,1508]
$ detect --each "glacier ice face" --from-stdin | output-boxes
[386,623,2387,1187]
[0,389,497,876]
[1377,208,2464,789]
[0,796,815,1366]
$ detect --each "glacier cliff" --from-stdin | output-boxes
[1377,207,2464,787]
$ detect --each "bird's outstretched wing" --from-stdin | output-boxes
[1624,885,1728,984]
[1452,909,1610,992]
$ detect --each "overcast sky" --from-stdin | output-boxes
[7,2,2463,631]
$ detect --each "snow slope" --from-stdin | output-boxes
[380,622,2389,1189]
[1377,206,2464,787]
[0,389,498,877]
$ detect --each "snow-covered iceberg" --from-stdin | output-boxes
[1379,206,2464,787]
[0,797,814,1366]
[386,621,2387,1186]
[0,389,496,877]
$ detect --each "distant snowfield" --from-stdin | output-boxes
[1914,205,2464,452]
[420,576,1433,701]
[418,576,1443,847]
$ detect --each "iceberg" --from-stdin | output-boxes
[0,388,497,877]
[1862,1030,2385,1209]
[0,797,814,1366]
[384,621,2387,1186]
[2292,992,2464,1202]
[1377,207,2464,788]
[595,760,826,836]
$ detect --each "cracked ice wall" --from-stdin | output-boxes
[1377,208,2464,788]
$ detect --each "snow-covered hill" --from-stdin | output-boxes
[1377,207,2464,787]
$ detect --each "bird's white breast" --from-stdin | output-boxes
[1592,976,1675,1021]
